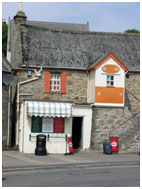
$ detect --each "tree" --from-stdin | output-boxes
[125,29,140,34]
[2,23,8,56]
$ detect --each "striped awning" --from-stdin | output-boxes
[27,101,72,118]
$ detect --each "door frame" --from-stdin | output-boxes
[72,104,92,150]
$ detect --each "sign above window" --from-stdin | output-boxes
[102,65,119,74]
[31,117,65,133]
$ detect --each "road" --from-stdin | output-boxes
[2,163,140,187]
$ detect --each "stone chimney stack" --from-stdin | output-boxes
[14,2,27,24]
[11,2,27,68]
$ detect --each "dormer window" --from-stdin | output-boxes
[107,75,114,86]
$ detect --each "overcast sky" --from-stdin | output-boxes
[2,1,140,32]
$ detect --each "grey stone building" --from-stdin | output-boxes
[5,4,140,153]
[2,54,16,148]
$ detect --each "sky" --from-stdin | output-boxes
[2,1,140,32]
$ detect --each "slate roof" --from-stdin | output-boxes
[8,19,89,51]
[21,24,140,71]
[27,20,90,32]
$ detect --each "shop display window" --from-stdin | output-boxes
[31,116,64,133]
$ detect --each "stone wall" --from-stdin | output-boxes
[17,68,88,103]
[91,72,140,152]
[2,72,13,148]
[125,72,140,115]
[2,83,9,147]
[91,107,134,151]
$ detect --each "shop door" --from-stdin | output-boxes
[72,117,83,149]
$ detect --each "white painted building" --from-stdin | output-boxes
[88,53,128,107]
[18,101,92,154]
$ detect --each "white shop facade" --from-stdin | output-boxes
[18,100,92,154]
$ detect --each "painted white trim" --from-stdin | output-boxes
[94,103,124,107]
[72,105,92,150]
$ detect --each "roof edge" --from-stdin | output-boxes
[88,53,129,71]
[22,23,140,36]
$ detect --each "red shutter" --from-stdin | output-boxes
[44,72,50,93]
[61,73,66,94]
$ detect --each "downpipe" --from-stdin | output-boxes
[16,67,42,147]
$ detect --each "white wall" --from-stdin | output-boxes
[95,57,125,87]
[87,57,125,106]
[88,70,95,103]
[19,102,92,153]
[19,101,72,154]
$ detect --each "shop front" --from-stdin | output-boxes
[18,101,92,154]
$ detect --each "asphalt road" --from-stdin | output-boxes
[2,164,140,187]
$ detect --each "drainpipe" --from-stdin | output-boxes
[16,67,42,146]
[7,85,11,147]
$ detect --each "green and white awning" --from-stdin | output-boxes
[27,101,72,118]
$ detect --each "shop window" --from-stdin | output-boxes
[31,116,42,133]
[106,75,114,86]
[31,117,64,133]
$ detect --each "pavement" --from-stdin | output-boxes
[2,150,140,172]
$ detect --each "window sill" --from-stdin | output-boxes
[106,86,115,88]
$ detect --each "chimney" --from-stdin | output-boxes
[11,2,27,68]
[14,2,27,25]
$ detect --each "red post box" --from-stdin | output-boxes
[110,137,118,153]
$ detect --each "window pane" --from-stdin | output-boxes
[111,81,114,86]
[50,74,60,91]
[107,75,110,80]
[31,116,42,132]
[54,118,64,133]
[111,76,114,80]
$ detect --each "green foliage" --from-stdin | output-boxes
[2,23,8,56]
[125,29,140,34]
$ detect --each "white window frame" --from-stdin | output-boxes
[106,75,114,86]
[50,74,61,91]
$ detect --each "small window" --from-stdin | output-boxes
[50,74,60,91]
[106,75,114,86]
